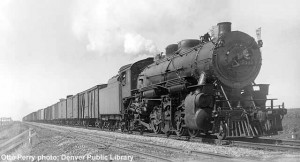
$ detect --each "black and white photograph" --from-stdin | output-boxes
[0,0,299,161]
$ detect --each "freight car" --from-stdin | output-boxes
[23,22,286,140]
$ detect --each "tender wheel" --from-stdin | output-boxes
[121,124,125,132]
[139,127,144,135]
[83,121,88,128]
[95,121,101,128]
[217,122,227,140]
[188,129,200,138]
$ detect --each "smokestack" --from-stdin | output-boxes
[217,22,231,36]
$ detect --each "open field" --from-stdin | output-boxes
[273,108,300,140]
[0,122,27,144]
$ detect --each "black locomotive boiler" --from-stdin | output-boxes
[23,22,286,140]
[124,22,286,139]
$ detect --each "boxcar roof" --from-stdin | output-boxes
[77,84,108,95]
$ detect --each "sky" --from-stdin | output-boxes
[0,0,299,120]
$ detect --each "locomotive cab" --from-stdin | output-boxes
[118,57,154,98]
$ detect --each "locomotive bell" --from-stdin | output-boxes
[178,39,200,50]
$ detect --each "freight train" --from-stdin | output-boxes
[23,22,287,139]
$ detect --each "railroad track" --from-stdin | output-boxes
[25,122,234,162]
[248,137,300,147]
[116,130,300,152]
[71,129,233,159]
[155,134,300,152]
[25,122,300,154]
[228,140,300,152]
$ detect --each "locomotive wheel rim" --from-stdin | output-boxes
[151,120,161,134]
[175,111,186,137]
[150,108,162,134]
[188,129,200,138]
[217,123,227,140]
[175,126,187,137]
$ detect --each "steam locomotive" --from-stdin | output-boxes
[23,22,286,139]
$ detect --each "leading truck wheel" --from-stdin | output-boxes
[150,120,161,134]
[188,129,200,138]
[217,122,227,140]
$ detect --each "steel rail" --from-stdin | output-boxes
[258,138,300,147]
[230,140,300,152]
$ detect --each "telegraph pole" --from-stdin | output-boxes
[0,117,12,126]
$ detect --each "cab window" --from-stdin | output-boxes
[121,72,126,86]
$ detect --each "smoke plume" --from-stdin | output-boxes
[71,0,231,57]
[124,33,158,55]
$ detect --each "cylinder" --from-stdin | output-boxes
[184,93,212,130]
[194,93,213,108]
[218,22,231,36]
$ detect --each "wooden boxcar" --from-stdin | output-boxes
[96,76,122,128]
[58,99,67,124]
[44,106,52,122]
[77,84,107,126]
[66,95,74,124]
